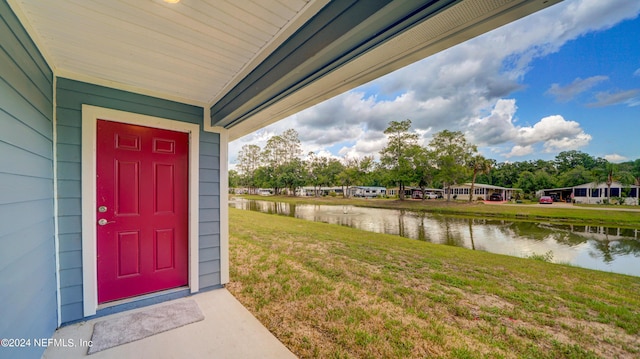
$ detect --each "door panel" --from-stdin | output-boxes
[97,120,189,303]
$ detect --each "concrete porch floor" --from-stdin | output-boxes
[42,288,297,359]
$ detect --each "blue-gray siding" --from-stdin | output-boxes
[0,1,57,358]
[56,78,221,323]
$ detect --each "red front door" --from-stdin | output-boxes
[96,120,189,304]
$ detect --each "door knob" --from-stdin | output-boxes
[98,219,114,226]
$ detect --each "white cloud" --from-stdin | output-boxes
[546,76,608,102]
[467,100,592,158]
[604,153,628,163]
[587,89,640,107]
[634,68,640,77]
[505,145,534,158]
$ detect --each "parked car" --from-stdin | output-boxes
[425,192,439,199]
[489,193,503,201]
[539,196,553,204]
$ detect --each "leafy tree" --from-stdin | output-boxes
[429,130,476,201]
[468,155,492,202]
[516,171,536,195]
[262,129,302,168]
[337,157,361,197]
[228,169,240,189]
[557,165,594,187]
[533,170,556,191]
[379,120,421,200]
[278,158,307,196]
[413,147,437,200]
[555,150,597,173]
[306,153,345,195]
[237,144,262,193]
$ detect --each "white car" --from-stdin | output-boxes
[424,192,439,199]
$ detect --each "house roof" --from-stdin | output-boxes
[544,182,640,191]
[455,183,522,191]
[8,0,560,140]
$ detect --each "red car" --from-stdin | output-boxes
[539,196,553,204]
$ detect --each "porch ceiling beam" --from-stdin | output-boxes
[209,0,460,130]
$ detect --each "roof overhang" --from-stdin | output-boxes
[213,0,561,140]
[9,0,562,140]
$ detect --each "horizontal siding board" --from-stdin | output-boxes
[61,302,84,323]
[0,173,52,204]
[0,17,52,94]
[0,47,52,117]
[199,221,220,236]
[0,141,53,178]
[57,143,81,162]
[199,154,220,170]
[0,200,53,238]
[56,107,81,126]
[199,272,221,289]
[57,78,202,117]
[58,215,81,235]
[56,124,81,145]
[57,160,81,180]
[199,208,220,222]
[60,285,83,306]
[0,79,52,137]
[59,267,82,288]
[0,108,53,158]
[199,259,220,276]
[199,247,220,262]
[199,169,220,182]
[56,88,202,125]
[0,219,52,271]
[199,234,219,249]
[200,131,219,144]
[58,233,82,252]
[0,2,51,82]
[200,183,220,196]
[59,249,82,269]
[58,198,82,216]
[57,179,81,198]
[200,195,220,209]
[199,141,219,155]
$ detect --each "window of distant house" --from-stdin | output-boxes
[575,188,587,197]
[611,188,620,197]
[591,189,600,197]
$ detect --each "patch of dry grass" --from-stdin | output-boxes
[227,209,640,358]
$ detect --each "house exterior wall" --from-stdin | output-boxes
[569,182,640,205]
[56,78,221,324]
[0,1,57,357]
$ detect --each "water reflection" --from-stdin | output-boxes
[230,199,640,277]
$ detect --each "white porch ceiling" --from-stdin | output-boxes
[8,0,561,140]
[9,0,323,105]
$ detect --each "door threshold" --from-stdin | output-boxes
[97,287,189,310]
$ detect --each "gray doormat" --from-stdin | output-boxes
[88,299,204,354]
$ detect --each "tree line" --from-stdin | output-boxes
[230,120,640,200]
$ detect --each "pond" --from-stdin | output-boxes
[229,198,640,277]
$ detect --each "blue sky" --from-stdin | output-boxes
[230,0,640,168]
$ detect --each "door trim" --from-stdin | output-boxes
[81,105,200,316]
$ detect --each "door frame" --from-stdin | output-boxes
[81,105,200,316]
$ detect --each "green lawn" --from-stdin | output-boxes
[236,195,640,228]
[228,208,640,359]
